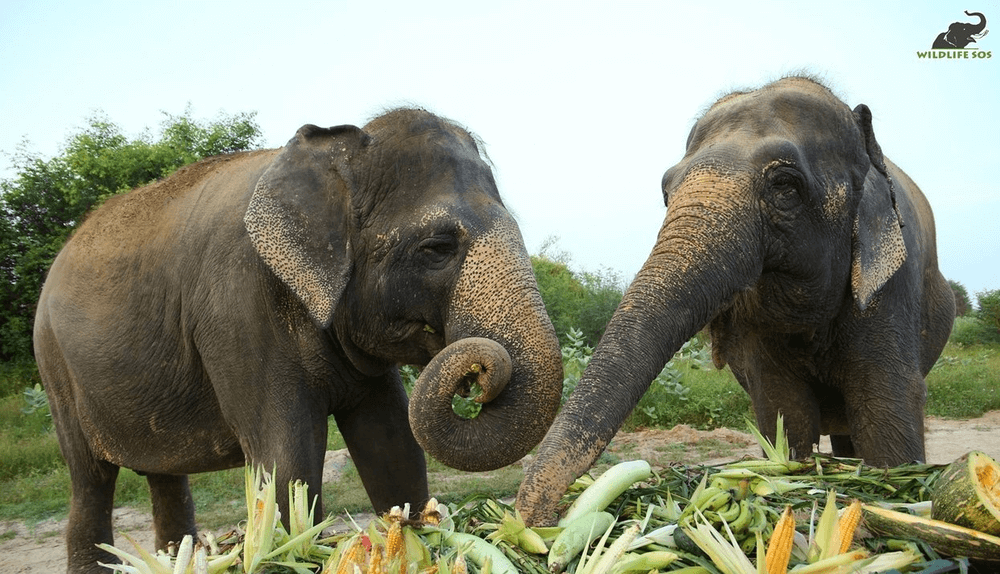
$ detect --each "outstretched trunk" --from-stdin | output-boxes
[966,11,987,34]
[409,218,564,471]
[517,168,761,525]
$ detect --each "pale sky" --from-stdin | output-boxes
[2,1,998,299]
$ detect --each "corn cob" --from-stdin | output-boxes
[335,534,368,574]
[765,505,795,574]
[838,499,863,554]
[171,535,194,574]
[610,550,678,574]
[385,519,404,562]
[442,532,519,574]
[452,551,469,574]
[548,511,616,573]
[368,547,385,574]
[586,523,640,574]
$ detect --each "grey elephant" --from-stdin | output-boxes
[933,11,988,49]
[33,108,563,572]
[517,77,955,525]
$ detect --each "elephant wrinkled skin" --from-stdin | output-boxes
[517,77,955,526]
[34,109,563,573]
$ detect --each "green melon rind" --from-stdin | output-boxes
[931,451,1000,536]
[862,504,1000,563]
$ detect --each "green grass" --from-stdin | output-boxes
[0,395,62,483]
[926,342,1000,418]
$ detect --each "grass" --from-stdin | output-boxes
[1,329,998,535]
[926,341,1000,418]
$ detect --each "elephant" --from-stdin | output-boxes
[33,108,563,572]
[933,11,988,49]
[516,76,955,526]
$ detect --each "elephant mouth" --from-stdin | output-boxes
[414,321,447,362]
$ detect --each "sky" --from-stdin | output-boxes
[2,1,998,299]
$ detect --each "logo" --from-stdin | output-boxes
[917,10,991,59]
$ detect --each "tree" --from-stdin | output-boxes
[0,107,262,367]
[531,238,625,347]
[948,279,971,317]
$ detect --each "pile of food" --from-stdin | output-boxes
[100,420,1000,573]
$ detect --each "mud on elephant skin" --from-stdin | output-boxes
[33,108,563,573]
[517,76,955,525]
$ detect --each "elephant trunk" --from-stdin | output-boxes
[409,218,563,472]
[517,167,761,525]
[965,11,987,34]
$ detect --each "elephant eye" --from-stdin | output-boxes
[418,235,458,264]
[768,168,804,199]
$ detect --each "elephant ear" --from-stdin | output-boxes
[244,124,369,328]
[850,104,907,312]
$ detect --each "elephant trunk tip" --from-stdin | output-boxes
[408,335,560,472]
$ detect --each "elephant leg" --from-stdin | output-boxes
[65,459,120,573]
[335,373,428,515]
[829,435,856,458]
[147,473,197,550]
[40,351,122,572]
[740,369,821,460]
[245,410,329,527]
[843,372,926,465]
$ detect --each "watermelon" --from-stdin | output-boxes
[862,504,1000,564]
[931,451,1000,536]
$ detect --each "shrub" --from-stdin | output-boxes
[949,315,1000,347]
[531,237,625,348]
[976,289,1000,334]
[948,280,971,317]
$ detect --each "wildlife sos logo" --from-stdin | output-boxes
[918,10,991,59]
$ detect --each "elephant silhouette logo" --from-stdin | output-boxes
[933,10,989,49]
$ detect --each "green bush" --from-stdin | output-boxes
[559,329,750,431]
[976,289,1000,334]
[1,107,262,367]
[949,315,1000,346]
[531,238,625,348]
[0,360,40,398]
[948,280,971,317]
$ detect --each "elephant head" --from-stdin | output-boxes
[933,11,988,48]
[244,109,563,472]
[517,77,917,525]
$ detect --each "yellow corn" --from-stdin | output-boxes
[369,547,385,574]
[765,505,796,574]
[386,519,405,562]
[452,552,468,574]
[336,535,367,574]
[837,500,863,554]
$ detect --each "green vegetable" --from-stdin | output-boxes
[559,460,652,527]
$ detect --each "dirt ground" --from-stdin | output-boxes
[3,412,999,573]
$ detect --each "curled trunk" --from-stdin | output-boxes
[517,169,761,525]
[409,219,563,472]
[965,11,987,34]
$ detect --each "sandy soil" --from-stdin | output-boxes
[4,412,999,573]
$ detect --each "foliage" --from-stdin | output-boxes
[976,288,1000,335]
[531,250,624,348]
[947,279,971,317]
[0,360,40,398]
[0,106,262,370]
[947,315,1000,347]
[559,328,746,429]
[559,327,592,404]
